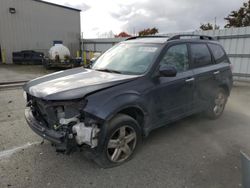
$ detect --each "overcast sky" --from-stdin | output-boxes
[45,0,246,38]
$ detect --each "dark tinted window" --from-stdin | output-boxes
[160,44,189,72]
[208,43,227,63]
[190,44,212,67]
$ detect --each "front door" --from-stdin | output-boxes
[151,43,195,127]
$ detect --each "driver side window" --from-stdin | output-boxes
[160,44,189,72]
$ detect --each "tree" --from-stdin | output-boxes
[200,23,213,30]
[225,0,250,28]
[138,27,159,36]
[115,32,132,38]
[200,23,220,31]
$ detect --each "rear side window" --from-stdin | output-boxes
[190,44,212,68]
[208,43,227,63]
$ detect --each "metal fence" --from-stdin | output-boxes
[81,38,125,65]
[82,38,125,52]
[82,26,250,81]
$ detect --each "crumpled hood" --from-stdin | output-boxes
[23,68,139,100]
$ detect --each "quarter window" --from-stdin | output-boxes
[208,43,227,63]
[190,44,212,67]
[160,44,189,72]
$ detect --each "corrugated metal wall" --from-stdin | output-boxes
[0,0,81,64]
[82,38,126,53]
[82,27,250,81]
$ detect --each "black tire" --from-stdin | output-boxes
[94,114,142,168]
[206,88,228,119]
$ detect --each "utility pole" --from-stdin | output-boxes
[214,17,217,30]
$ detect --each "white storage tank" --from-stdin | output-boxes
[49,44,71,62]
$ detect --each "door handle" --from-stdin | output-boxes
[185,78,195,82]
[213,71,220,75]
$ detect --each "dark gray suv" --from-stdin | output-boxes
[24,35,233,168]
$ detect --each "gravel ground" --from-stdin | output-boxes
[0,81,250,188]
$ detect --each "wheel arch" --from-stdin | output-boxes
[219,84,230,96]
[118,106,145,127]
[107,105,147,131]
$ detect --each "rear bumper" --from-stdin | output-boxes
[25,107,66,144]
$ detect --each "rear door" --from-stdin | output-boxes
[190,42,223,110]
[208,43,233,89]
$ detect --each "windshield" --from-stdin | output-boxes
[92,43,161,75]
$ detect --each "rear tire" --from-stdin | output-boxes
[94,114,142,168]
[206,88,228,119]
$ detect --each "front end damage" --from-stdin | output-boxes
[24,94,101,154]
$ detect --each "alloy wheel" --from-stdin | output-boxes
[213,91,226,116]
[107,126,137,163]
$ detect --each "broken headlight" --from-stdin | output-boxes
[54,99,87,120]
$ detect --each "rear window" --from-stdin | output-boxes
[190,44,212,68]
[208,43,227,63]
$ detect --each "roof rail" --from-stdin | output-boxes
[167,34,216,41]
[126,35,169,41]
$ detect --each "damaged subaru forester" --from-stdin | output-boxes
[24,35,233,168]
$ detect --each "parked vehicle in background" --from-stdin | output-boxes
[13,50,44,65]
[23,35,233,168]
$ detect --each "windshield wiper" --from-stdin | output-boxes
[95,68,122,74]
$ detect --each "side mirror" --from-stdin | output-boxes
[159,65,177,77]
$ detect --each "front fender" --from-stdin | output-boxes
[84,91,148,121]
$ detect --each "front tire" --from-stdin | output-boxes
[94,114,141,168]
[206,88,228,119]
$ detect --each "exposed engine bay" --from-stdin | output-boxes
[26,93,100,153]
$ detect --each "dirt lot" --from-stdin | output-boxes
[0,67,250,187]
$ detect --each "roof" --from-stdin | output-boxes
[33,0,81,12]
[124,35,217,44]
[125,37,169,44]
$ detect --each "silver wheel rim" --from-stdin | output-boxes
[213,91,226,116]
[107,126,137,163]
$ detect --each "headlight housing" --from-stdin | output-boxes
[53,99,87,120]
